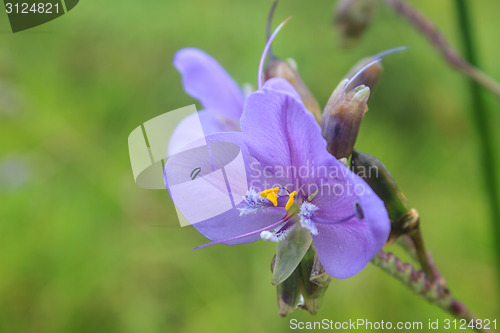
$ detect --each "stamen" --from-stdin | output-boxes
[266,191,278,207]
[192,214,293,250]
[261,219,294,242]
[285,190,297,210]
[238,188,271,216]
[258,16,292,89]
[293,200,365,237]
[260,230,288,242]
[259,187,280,207]
[299,202,319,235]
[260,187,279,197]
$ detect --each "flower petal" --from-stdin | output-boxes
[167,108,236,156]
[165,132,286,244]
[192,206,286,245]
[240,78,390,276]
[262,77,302,101]
[311,178,390,279]
[174,48,244,119]
[240,78,335,196]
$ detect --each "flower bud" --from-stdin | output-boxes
[298,245,332,315]
[344,46,409,90]
[272,244,332,317]
[344,57,383,91]
[265,56,322,122]
[350,151,421,243]
[309,251,332,287]
[271,255,303,317]
[320,80,370,159]
[334,0,377,45]
[276,268,303,317]
[350,150,409,220]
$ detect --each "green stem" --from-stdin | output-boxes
[454,0,500,280]
[409,225,433,280]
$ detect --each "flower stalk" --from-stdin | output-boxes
[384,0,500,99]
[351,150,488,330]
[372,250,491,333]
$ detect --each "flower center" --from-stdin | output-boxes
[285,191,298,210]
[260,187,298,211]
[260,187,280,206]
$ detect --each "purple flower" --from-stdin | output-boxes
[168,48,245,155]
[165,76,390,279]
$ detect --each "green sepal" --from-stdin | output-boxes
[271,223,312,285]
[298,244,332,315]
[350,150,410,220]
[276,266,302,317]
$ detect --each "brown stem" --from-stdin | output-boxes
[396,226,446,289]
[384,0,500,99]
[396,235,418,260]
[372,251,490,333]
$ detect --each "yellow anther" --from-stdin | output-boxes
[260,187,279,197]
[285,191,298,211]
[266,192,278,207]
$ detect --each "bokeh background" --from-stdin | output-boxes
[0,0,499,332]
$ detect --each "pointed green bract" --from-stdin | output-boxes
[271,224,312,285]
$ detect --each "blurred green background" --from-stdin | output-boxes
[0,0,499,332]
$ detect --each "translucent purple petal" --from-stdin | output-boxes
[164,132,286,244]
[168,108,230,156]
